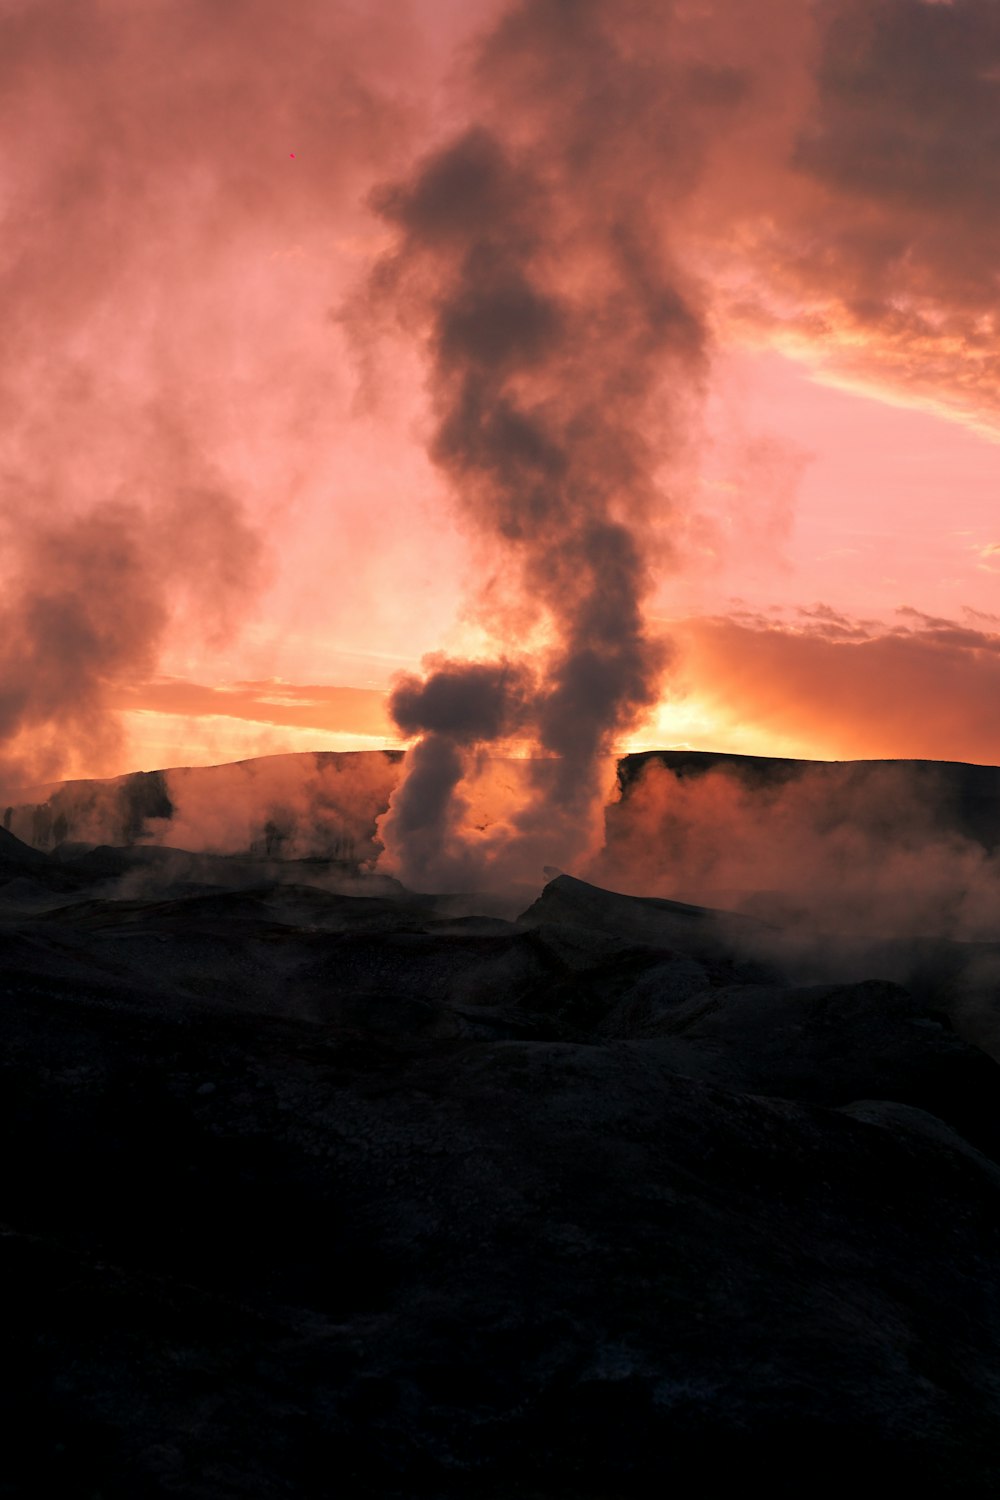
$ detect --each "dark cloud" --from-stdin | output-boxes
[801,0,1000,226]
[717,0,1000,414]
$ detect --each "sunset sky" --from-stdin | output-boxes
[3,0,999,791]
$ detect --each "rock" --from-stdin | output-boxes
[629,977,1000,1156]
[3,861,1000,1495]
[0,827,50,871]
[518,872,774,965]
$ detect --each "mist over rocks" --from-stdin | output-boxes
[11,747,1000,940]
[596,749,1000,939]
[613,749,1000,852]
[5,778,1000,1492]
[3,750,405,865]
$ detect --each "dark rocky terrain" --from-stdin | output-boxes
[4,818,1000,1496]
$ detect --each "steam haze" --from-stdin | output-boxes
[0,0,418,787]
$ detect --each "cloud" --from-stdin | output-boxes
[700,0,1000,428]
[673,606,1000,762]
[107,679,395,740]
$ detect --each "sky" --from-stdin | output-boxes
[2,0,999,795]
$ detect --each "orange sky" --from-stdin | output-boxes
[2,0,999,791]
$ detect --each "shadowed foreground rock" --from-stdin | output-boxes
[3,845,1000,1496]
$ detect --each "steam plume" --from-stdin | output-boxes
[0,488,260,791]
[0,0,414,791]
[373,0,741,889]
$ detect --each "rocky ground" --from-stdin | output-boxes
[3,824,1000,1496]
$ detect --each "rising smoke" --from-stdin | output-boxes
[371,0,752,890]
